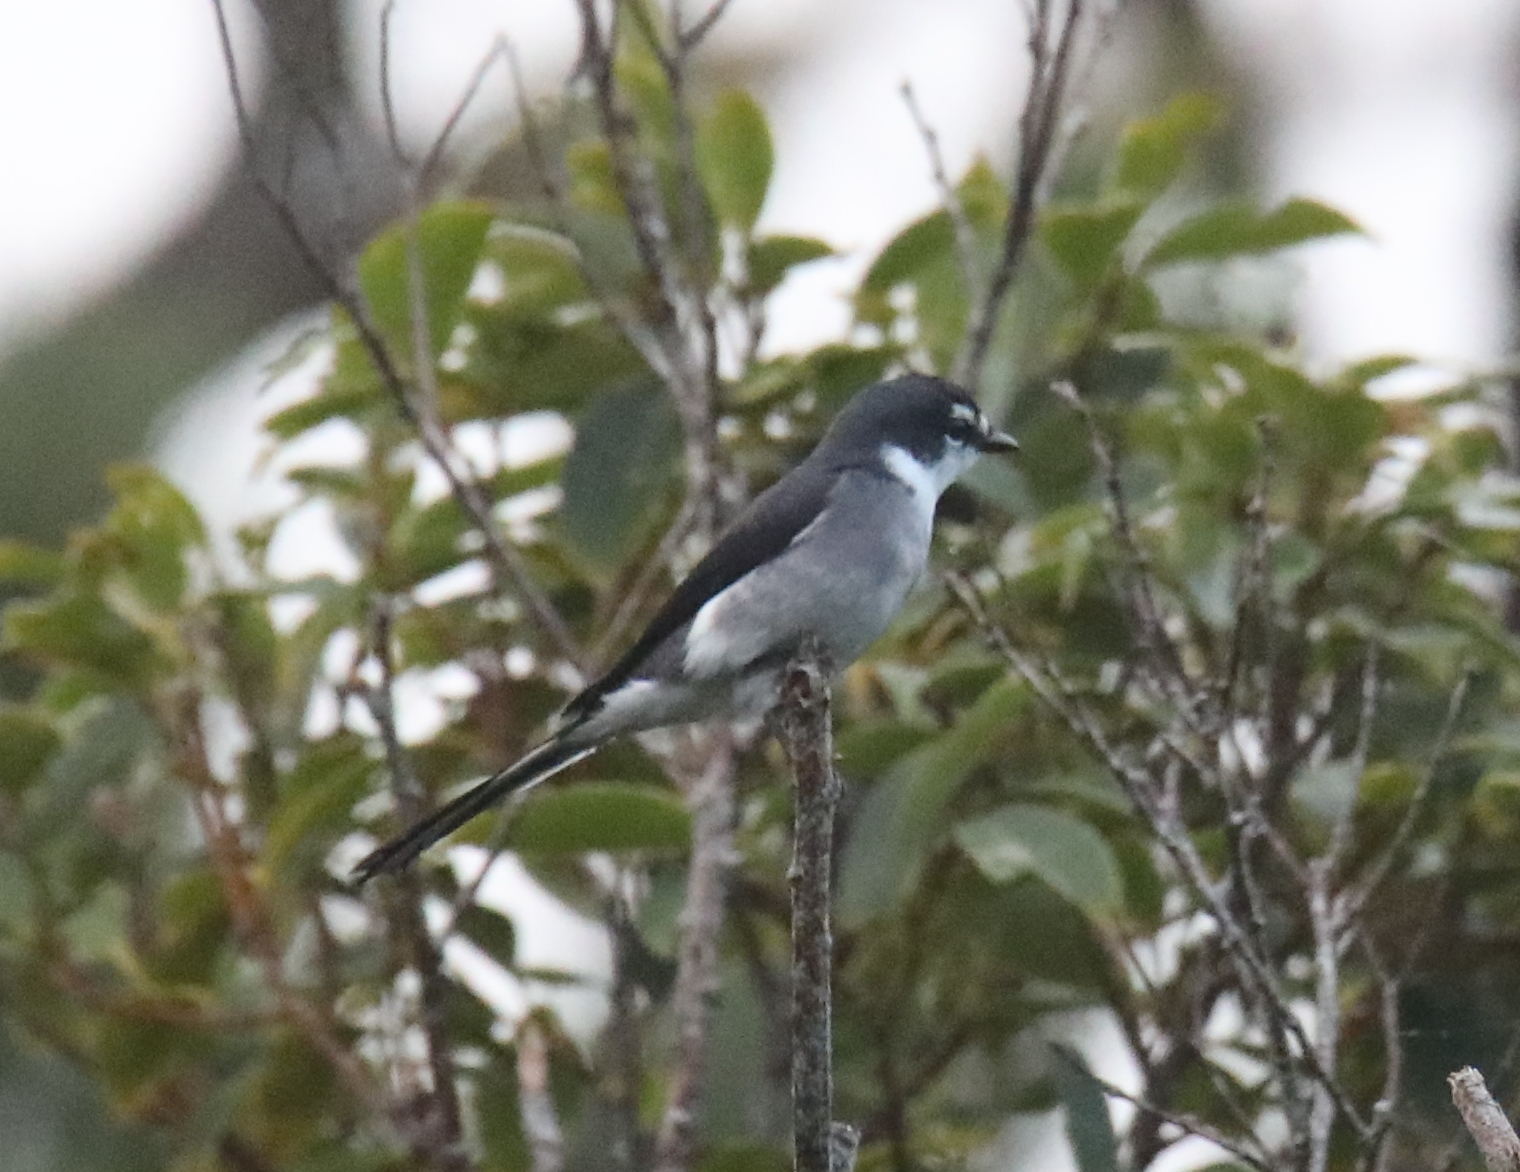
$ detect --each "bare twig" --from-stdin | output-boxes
[593,498,698,667]
[1052,379,1205,740]
[419,37,512,187]
[652,730,738,1172]
[1327,645,1382,872]
[901,81,982,296]
[1339,671,1470,926]
[828,1123,861,1172]
[518,1018,566,1172]
[1304,649,1381,1172]
[378,1,410,167]
[364,601,471,1172]
[573,0,722,538]
[946,570,1372,1144]
[1061,1049,1272,1172]
[955,0,1089,391]
[1450,1067,1520,1172]
[602,887,648,1172]
[778,642,844,1172]
[1222,417,1277,720]
[1355,934,1403,1172]
[675,0,739,51]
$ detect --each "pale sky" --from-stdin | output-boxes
[3,0,1515,366]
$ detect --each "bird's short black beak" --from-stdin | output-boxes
[978,429,1019,454]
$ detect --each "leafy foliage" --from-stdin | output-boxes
[2,43,1519,1172]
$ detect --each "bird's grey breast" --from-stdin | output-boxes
[682,468,931,679]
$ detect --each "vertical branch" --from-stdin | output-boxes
[901,81,982,298]
[364,601,471,1172]
[652,731,738,1172]
[955,0,1089,392]
[518,1018,566,1172]
[573,0,723,538]
[778,642,843,1172]
[603,887,649,1172]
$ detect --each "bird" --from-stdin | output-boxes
[352,373,1017,882]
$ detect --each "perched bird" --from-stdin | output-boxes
[353,373,1016,882]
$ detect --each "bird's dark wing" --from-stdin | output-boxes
[563,460,835,721]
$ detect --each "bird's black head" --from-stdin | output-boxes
[814,374,1018,472]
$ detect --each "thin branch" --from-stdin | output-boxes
[601,886,648,1172]
[593,497,697,667]
[378,1,410,168]
[574,0,722,537]
[676,0,739,51]
[1052,379,1206,740]
[1339,671,1470,926]
[1356,934,1403,1172]
[518,1018,566,1172]
[1325,644,1381,873]
[955,0,1088,391]
[1072,1062,1273,1172]
[502,37,670,375]
[1306,865,1341,1172]
[156,684,402,1146]
[1222,417,1277,721]
[364,601,472,1172]
[652,730,738,1172]
[420,37,512,187]
[900,81,982,297]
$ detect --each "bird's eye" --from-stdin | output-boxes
[949,417,982,443]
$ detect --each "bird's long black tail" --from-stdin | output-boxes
[351,735,595,884]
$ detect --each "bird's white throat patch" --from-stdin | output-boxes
[880,442,975,528]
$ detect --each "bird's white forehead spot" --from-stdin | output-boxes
[950,401,981,426]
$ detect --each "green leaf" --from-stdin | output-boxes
[1053,1048,1121,1172]
[358,200,494,359]
[505,783,691,854]
[0,539,65,586]
[0,853,35,936]
[104,463,207,610]
[263,381,381,442]
[697,1142,789,1172]
[566,139,625,216]
[958,153,1008,228]
[456,903,517,964]
[698,90,774,231]
[954,804,1122,914]
[1040,200,1144,289]
[835,719,934,776]
[838,679,1029,924]
[151,869,231,985]
[559,380,681,578]
[1112,92,1223,198]
[4,591,160,687]
[1145,197,1362,268]
[487,226,591,317]
[0,706,60,794]
[477,1055,529,1170]
[266,737,375,874]
[858,210,955,312]
[747,235,834,296]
